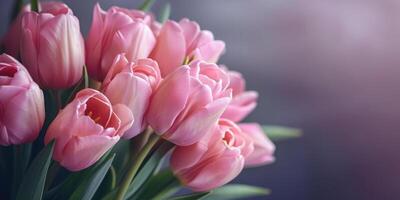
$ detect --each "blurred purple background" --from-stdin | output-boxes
[2,0,400,199]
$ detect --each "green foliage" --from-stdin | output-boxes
[68,154,115,200]
[139,0,156,11]
[16,141,54,200]
[203,184,270,200]
[263,125,302,141]
[158,3,171,23]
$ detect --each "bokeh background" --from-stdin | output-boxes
[1,0,399,199]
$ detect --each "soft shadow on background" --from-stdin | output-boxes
[2,0,399,199]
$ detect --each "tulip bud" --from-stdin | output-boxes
[150,19,225,77]
[19,2,84,89]
[2,2,73,58]
[0,54,45,146]
[221,69,258,122]
[171,119,254,191]
[102,54,161,139]
[86,3,158,81]
[44,89,133,171]
[239,123,275,167]
[147,61,231,146]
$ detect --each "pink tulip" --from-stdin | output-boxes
[221,69,258,122]
[150,18,225,77]
[170,119,254,191]
[2,2,73,58]
[19,2,84,89]
[239,123,275,167]
[44,89,133,171]
[102,54,161,139]
[147,60,232,146]
[86,3,158,81]
[0,54,44,146]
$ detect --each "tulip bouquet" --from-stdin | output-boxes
[0,0,300,200]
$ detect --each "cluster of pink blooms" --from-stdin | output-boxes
[0,2,275,191]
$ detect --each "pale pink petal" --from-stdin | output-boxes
[3,85,44,144]
[239,123,276,167]
[38,15,84,88]
[179,18,200,52]
[222,91,258,122]
[112,104,134,137]
[105,73,150,138]
[60,135,119,171]
[150,20,186,77]
[170,140,209,172]
[183,148,244,192]
[192,40,225,63]
[147,66,190,134]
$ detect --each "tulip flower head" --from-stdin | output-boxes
[221,69,258,122]
[45,89,133,171]
[147,60,232,146]
[150,18,225,77]
[86,3,158,81]
[102,54,161,139]
[171,119,254,191]
[19,2,85,89]
[0,54,45,146]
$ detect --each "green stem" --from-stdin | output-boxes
[118,129,151,184]
[31,0,39,12]
[115,134,160,200]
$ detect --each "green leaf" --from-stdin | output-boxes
[48,151,112,200]
[93,165,117,199]
[168,192,210,200]
[16,141,55,200]
[68,153,115,200]
[138,0,156,11]
[31,0,39,12]
[12,143,32,198]
[124,142,174,199]
[101,142,173,200]
[111,139,130,182]
[263,125,302,141]
[158,3,171,23]
[130,169,180,200]
[83,65,89,89]
[203,184,270,200]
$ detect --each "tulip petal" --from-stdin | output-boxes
[112,104,134,137]
[183,148,244,192]
[105,73,150,138]
[222,91,258,122]
[179,18,200,52]
[170,138,209,172]
[101,22,156,80]
[150,20,186,77]
[85,3,106,79]
[0,125,10,146]
[60,135,119,171]
[239,123,276,167]
[168,95,231,146]
[3,85,44,144]
[147,66,190,134]
[193,40,226,63]
[38,14,84,88]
